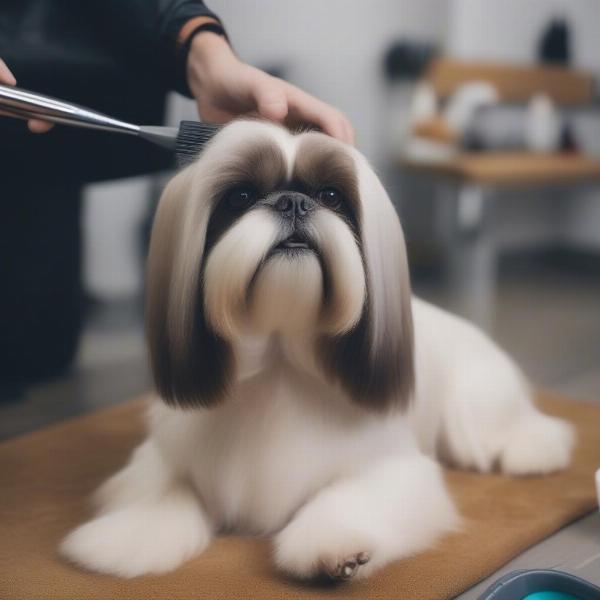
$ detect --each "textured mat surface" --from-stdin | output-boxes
[1,393,599,600]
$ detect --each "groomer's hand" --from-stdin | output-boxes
[0,58,53,133]
[187,33,355,145]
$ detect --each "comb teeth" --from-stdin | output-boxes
[175,121,221,167]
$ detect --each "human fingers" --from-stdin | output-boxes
[284,83,354,144]
[0,59,53,132]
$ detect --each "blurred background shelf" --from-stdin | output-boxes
[426,57,596,105]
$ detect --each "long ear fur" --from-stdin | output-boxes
[318,154,414,411]
[146,166,232,407]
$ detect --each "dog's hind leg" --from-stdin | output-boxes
[438,353,575,476]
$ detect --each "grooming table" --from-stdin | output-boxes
[1,392,599,600]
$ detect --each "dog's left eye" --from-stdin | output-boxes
[317,187,343,209]
[225,187,257,210]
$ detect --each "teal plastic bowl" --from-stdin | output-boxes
[477,570,598,600]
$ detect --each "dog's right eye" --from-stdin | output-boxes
[225,187,257,210]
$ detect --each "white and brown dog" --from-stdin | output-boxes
[61,121,574,581]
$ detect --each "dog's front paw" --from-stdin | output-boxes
[274,513,376,581]
[61,492,210,577]
[324,551,372,581]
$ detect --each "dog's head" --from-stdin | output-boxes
[146,121,413,411]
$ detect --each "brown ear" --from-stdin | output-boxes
[318,158,414,412]
[145,167,232,407]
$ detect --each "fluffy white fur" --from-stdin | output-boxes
[61,121,575,581]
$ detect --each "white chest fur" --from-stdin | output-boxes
[149,364,415,535]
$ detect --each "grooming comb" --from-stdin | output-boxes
[0,83,220,166]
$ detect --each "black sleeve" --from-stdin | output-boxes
[99,0,224,97]
[156,0,223,95]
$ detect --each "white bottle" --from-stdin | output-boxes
[525,94,562,153]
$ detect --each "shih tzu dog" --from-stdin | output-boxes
[61,120,574,581]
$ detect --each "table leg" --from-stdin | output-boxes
[436,182,497,331]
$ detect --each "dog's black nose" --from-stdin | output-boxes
[275,193,315,218]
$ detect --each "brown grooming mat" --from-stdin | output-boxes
[1,392,598,600]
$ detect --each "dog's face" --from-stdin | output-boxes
[146,121,413,411]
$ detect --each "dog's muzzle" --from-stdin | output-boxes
[268,191,316,252]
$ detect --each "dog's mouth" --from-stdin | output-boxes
[274,232,312,251]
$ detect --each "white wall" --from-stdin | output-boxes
[448,0,600,70]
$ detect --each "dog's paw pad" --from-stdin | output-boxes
[326,552,370,580]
